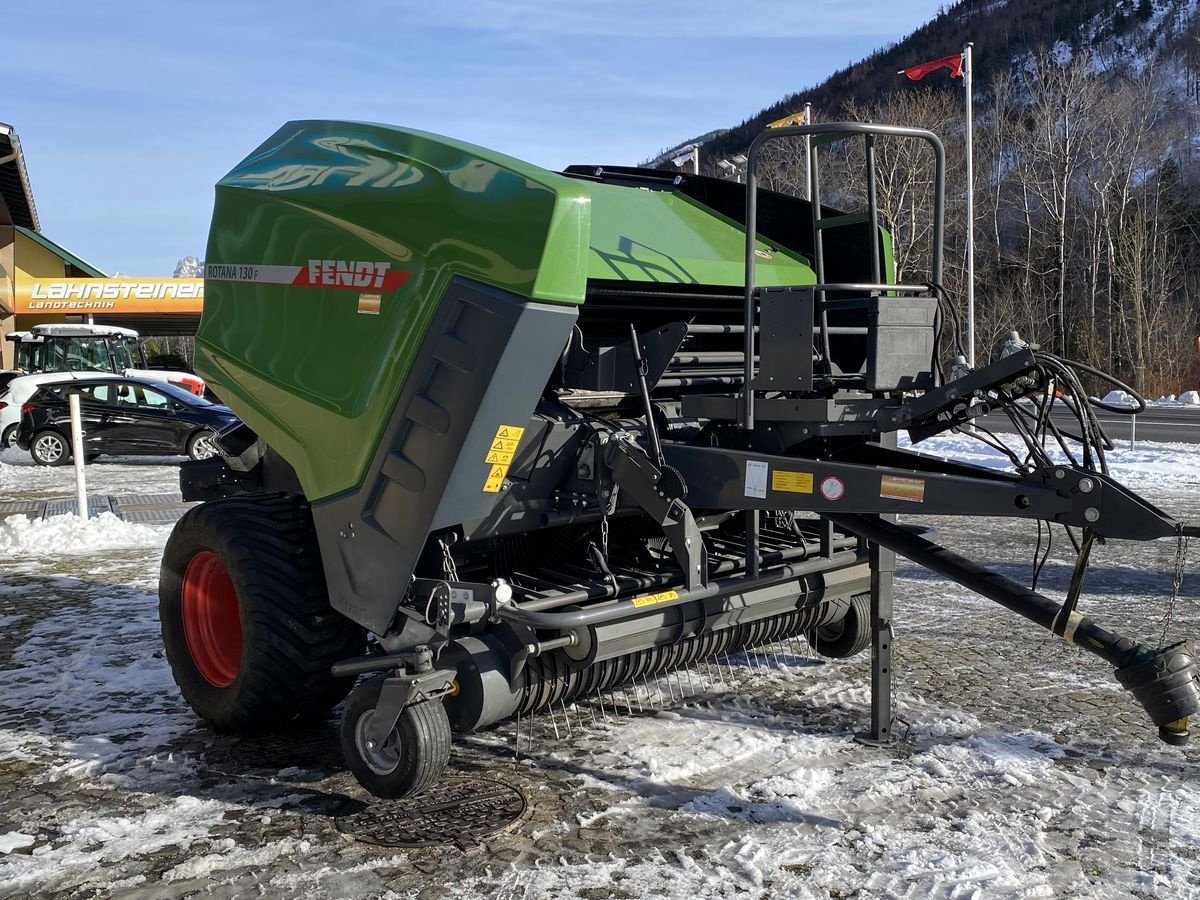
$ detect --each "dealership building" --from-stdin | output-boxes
[0,122,201,369]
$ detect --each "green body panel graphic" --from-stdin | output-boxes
[198,121,820,501]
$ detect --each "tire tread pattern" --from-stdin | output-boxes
[160,492,364,732]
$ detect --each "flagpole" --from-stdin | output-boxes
[963,41,976,368]
[803,101,812,201]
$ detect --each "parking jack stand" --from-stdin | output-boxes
[856,519,896,746]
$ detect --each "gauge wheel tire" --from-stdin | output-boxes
[340,678,451,799]
[159,492,365,733]
[805,593,873,659]
[30,431,70,467]
[2,424,17,450]
[186,429,220,461]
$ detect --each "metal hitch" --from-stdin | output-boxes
[833,513,1200,745]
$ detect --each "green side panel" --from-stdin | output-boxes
[198,121,821,501]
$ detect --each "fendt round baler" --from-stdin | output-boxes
[160,120,1200,799]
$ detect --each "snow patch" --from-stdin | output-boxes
[0,833,35,854]
[0,512,169,557]
[1102,389,1137,406]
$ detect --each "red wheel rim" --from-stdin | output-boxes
[181,551,242,688]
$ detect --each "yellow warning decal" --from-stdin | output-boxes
[482,425,525,492]
[632,590,680,608]
[771,470,814,494]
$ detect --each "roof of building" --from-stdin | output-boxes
[15,226,106,277]
[0,123,39,231]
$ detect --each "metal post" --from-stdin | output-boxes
[69,392,88,520]
[858,432,895,745]
[1130,414,1136,451]
[692,145,700,176]
[863,531,895,743]
[803,102,812,202]
[964,42,976,368]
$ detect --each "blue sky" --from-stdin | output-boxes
[8,0,947,275]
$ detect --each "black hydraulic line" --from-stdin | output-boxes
[1052,528,1095,637]
[629,323,664,466]
[830,513,1200,744]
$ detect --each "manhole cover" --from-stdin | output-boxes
[228,726,345,774]
[336,777,528,849]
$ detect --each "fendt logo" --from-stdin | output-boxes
[205,260,411,292]
[305,259,392,289]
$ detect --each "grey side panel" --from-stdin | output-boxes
[311,279,578,634]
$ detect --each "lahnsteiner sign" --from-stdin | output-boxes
[14,278,204,314]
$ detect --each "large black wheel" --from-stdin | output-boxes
[806,593,873,659]
[340,678,451,799]
[159,493,365,732]
[30,430,70,466]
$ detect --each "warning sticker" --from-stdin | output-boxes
[819,476,845,501]
[482,425,525,493]
[771,470,814,494]
[880,474,926,503]
[632,590,680,608]
[744,460,768,499]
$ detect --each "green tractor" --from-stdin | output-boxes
[160,120,1200,799]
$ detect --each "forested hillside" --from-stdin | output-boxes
[655,0,1200,394]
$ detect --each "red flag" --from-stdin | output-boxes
[898,53,964,81]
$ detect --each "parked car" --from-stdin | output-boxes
[16,377,240,466]
[1,372,124,450]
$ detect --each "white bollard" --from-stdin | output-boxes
[69,392,88,520]
[1129,414,1136,452]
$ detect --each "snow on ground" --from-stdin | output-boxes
[0,442,1198,898]
[0,446,182,502]
[901,428,1200,492]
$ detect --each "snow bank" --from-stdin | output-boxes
[1102,389,1137,406]
[1181,390,1200,405]
[0,512,168,557]
[902,431,1200,491]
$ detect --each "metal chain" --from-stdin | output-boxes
[1159,530,1189,646]
[440,538,459,582]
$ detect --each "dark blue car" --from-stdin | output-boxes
[16,376,239,465]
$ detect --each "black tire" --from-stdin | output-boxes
[340,678,451,799]
[186,428,220,461]
[30,430,70,466]
[159,492,365,732]
[2,424,17,450]
[806,593,873,659]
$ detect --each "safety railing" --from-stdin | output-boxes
[741,122,947,429]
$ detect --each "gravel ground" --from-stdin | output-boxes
[0,443,1197,898]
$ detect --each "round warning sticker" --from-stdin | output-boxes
[819,476,845,501]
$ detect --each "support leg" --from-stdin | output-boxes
[858,432,897,746]
[861,534,895,744]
